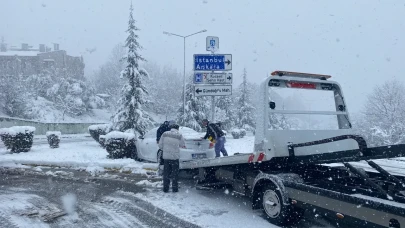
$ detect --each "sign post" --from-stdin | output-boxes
[193,36,233,123]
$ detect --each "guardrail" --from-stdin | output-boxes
[0,116,106,135]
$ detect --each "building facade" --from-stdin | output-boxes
[0,43,84,79]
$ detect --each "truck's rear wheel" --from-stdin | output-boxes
[261,183,299,225]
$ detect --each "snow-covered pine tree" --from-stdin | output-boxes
[112,2,151,135]
[176,75,209,132]
[235,68,255,130]
[215,95,235,130]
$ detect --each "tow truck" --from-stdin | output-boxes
[180,71,405,227]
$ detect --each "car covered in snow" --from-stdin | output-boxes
[135,126,215,163]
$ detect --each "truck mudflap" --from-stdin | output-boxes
[284,181,405,227]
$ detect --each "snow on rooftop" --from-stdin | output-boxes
[0,51,39,56]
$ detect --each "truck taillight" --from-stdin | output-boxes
[209,142,214,149]
[286,82,316,89]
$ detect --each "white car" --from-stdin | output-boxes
[135,126,215,163]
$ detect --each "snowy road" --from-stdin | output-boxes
[0,167,335,228]
[0,168,199,228]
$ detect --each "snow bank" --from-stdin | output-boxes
[0,140,146,173]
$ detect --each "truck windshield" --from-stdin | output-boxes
[268,87,340,130]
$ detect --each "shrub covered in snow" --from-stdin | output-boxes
[239,129,246,137]
[99,135,106,148]
[88,124,112,145]
[104,131,137,159]
[231,129,241,139]
[46,131,61,148]
[0,126,35,152]
[231,128,246,139]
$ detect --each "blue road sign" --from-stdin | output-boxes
[194,73,203,83]
[193,54,232,71]
[206,36,219,51]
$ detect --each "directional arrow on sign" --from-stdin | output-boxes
[227,74,232,81]
[196,88,202,94]
[225,59,231,65]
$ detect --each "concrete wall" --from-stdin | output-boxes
[0,116,105,135]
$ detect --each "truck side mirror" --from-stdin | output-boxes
[269,102,276,109]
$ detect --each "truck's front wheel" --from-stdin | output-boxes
[261,183,299,225]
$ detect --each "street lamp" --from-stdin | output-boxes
[163,29,207,117]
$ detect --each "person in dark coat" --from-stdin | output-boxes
[156,120,174,175]
[201,119,228,157]
[156,121,171,143]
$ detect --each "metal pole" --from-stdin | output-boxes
[183,37,186,116]
[163,30,207,119]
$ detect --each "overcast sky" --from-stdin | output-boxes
[1,0,404,113]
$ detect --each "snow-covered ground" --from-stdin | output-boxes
[132,182,279,228]
[0,133,255,172]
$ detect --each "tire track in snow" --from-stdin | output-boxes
[110,192,202,228]
[0,210,20,228]
[90,200,146,228]
[0,192,50,228]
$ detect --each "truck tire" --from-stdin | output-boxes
[261,183,299,225]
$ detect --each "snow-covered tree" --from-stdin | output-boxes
[111,3,152,135]
[235,68,256,130]
[0,74,27,117]
[215,95,235,130]
[46,77,93,119]
[144,63,182,119]
[355,80,405,146]
[91,43,126,110]
[176,75,209,131]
